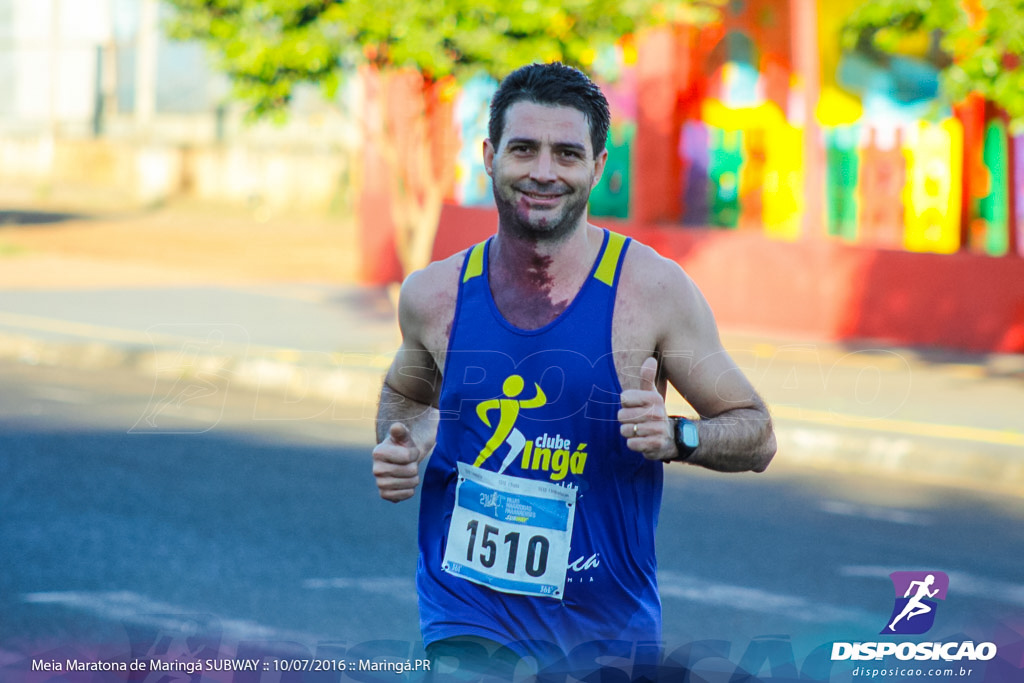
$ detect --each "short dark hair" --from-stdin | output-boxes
[488,62,611,157]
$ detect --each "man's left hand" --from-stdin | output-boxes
[618,356,677,461]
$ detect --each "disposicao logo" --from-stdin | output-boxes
[831,570,998,663]
[882,570,949,635]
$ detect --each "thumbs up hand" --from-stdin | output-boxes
[373,422,425,502]
[618,356,677,461]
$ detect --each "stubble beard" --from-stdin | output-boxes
[492,179,592,244]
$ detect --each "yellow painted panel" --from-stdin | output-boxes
[903,119,963,254]
[762,121,804,241]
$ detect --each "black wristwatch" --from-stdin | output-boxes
[671,416,700,462]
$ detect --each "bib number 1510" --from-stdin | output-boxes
[465,520,549,577]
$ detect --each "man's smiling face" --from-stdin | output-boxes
[485,100,607,241]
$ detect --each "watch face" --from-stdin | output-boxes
[680,421,699,448]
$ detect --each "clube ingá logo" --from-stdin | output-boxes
[881,570,949,635]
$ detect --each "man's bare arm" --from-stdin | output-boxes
[664,267,775,472]
[372,270,448,502]
[619,355,775,473]
[618,254,775,473]
[684,397,775,473]
[375,344,441,446]
[373,379,439,502]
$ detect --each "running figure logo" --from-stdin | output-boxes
[882,571,949,635]
[474,374,546,472]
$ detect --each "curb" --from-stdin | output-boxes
[771,422,1024,499]
[0,332,386,409]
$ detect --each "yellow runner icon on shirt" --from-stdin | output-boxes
[474,374,546,471]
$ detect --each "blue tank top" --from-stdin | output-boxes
[417,229,664,658]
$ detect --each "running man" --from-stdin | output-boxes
[888,574,940,632]
[474,374,547,471]
[372,62,776,678]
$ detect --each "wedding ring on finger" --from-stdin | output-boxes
[632,423,639,437]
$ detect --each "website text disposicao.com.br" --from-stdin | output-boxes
[837,640,997,679]
[851,665,979,678]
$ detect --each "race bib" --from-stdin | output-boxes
[442,462,577,600]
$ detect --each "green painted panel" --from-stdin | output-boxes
[590,123,633,219]
[709,127,743,228]
[825,125,860,240]
[979,119,1010,257]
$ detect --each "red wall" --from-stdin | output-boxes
[431,203,1024,353]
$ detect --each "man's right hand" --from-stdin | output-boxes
[372,422,423,503]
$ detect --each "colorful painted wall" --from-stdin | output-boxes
[669,0,1018,256]
[362,0,1024,351]
[446,0,1022,259]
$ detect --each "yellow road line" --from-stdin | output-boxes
[0,310,183,345]
[772,405,1024,448]
[738,341,913,371]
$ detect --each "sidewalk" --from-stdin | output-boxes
[1,204,1022,498]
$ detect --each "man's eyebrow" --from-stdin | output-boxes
[505,137,539,147]
[553,141,587,153]
[504,137,587,153]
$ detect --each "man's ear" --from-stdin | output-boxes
[483,138,496,177]
[591,148,609,188]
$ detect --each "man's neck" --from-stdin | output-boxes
[487,223,602,329]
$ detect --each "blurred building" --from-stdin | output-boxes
[0,0,219,137]
[0,0,361,211]
[0,0,109,136]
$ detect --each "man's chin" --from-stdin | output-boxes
[512,217,585,244]
[515,209,565,233]
[495,195,586,240]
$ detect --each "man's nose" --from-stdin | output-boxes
[529,149,557,182]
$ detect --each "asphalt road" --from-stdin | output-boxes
[1,360,1022,681]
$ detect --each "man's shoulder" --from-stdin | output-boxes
[402,249,467,296]
[616,235,718,347]
[619,237,695,299]
[397,249,470,328]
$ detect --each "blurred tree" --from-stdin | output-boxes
[841,0,1024,131]
[165,0,720,278]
